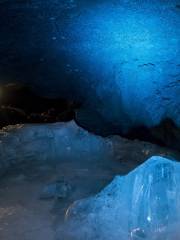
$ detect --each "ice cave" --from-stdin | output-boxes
[0,0,179,240]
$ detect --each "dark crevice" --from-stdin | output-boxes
[75,111,180,152]
[0,83,179,152]
[124,119,180,152]
[0,83,80,128]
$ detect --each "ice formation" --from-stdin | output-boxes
[0,0,180,131]
[0,122,180,239]
[0,121,113,176]
[60,156,180,240]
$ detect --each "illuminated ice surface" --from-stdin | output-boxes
[0,1,180,131]
[0,122,180,239]
[0,121,114,176]
[60,156,180,240]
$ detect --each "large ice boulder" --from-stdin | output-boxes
[60,156,180,240]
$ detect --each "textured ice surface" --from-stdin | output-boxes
[61,156,180,240]
[0,121,178,177]
[0,0,180,130]
[0,121,113,176]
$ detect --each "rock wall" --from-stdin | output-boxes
[0,0,179,132]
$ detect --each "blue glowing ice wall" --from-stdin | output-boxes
[63,1,180,131]
[0,0,180,131]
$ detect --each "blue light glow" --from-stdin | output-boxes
[0,0,179,131]
[63,156,180,240]
[60,1,180,130]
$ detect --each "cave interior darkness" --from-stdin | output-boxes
[0,0,180,240]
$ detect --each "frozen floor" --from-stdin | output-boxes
[0,159,117,240]
[0,122,179,240]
